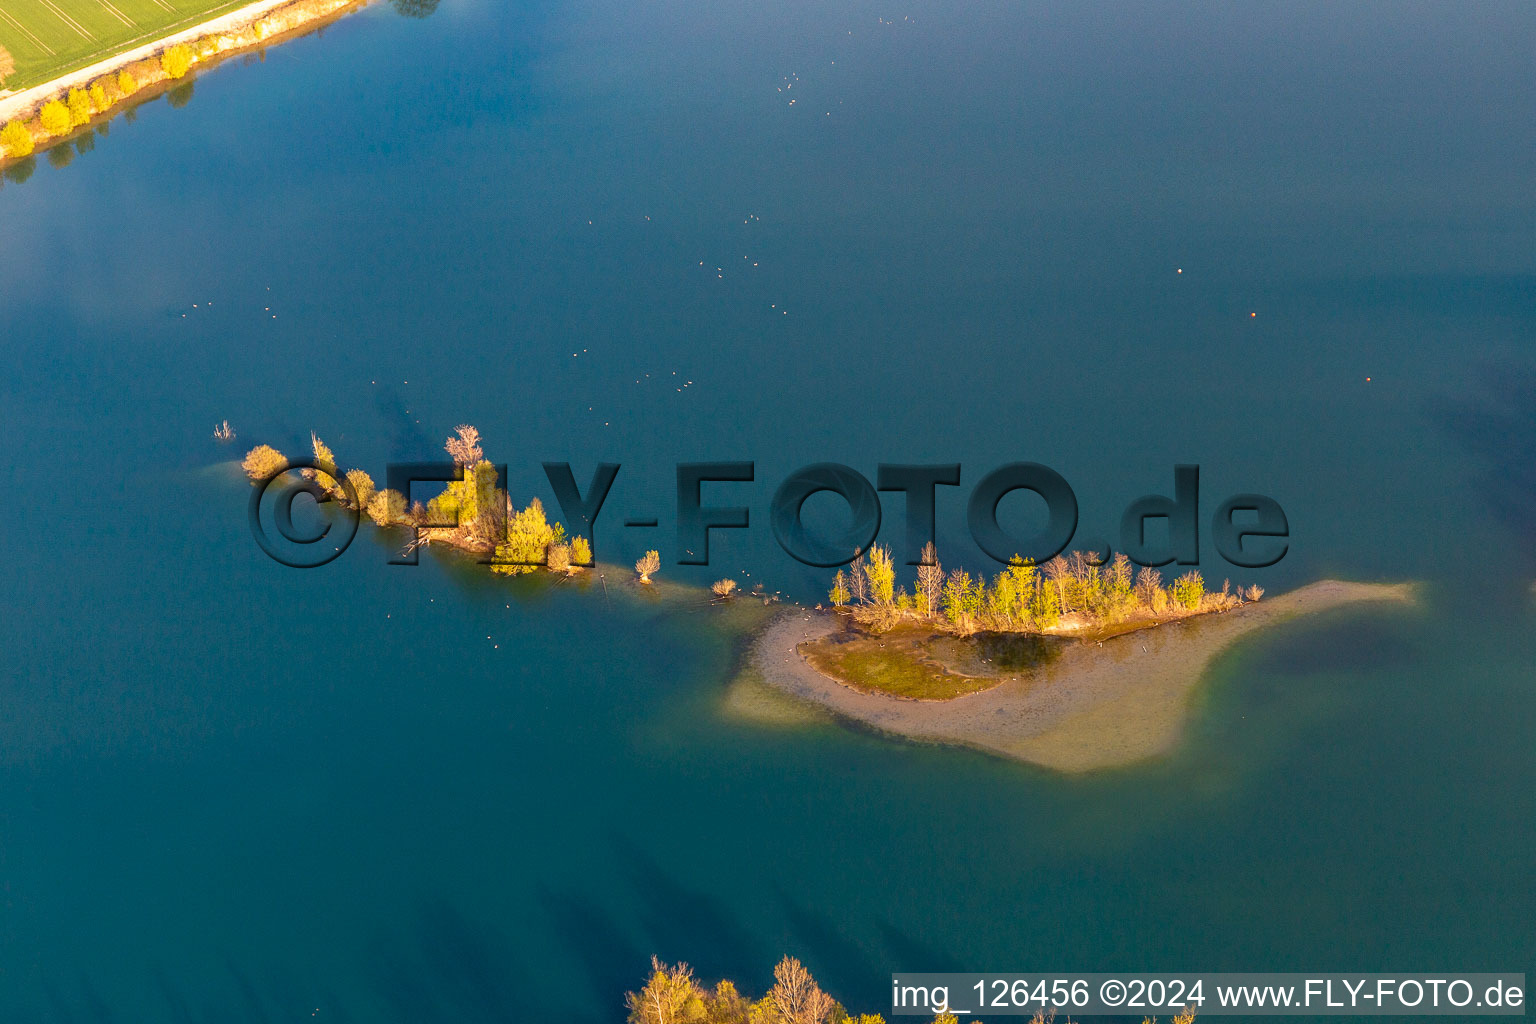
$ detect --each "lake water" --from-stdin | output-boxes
[1,0,1533,1019]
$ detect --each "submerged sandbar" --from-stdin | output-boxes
[748,579,1416,772]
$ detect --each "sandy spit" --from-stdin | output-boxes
[748,580,1416,773]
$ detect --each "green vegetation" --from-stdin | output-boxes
[1,121,35,157]
[242,424,608,583]
[626,956,1200,1024]
[810,543,1265,698]
[160,43,192,79]
[831,542,1260,641]
[0,0,254,91]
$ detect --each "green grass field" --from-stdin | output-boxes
[0,0,255,91]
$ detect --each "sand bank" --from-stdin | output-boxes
[747,580,1416,773]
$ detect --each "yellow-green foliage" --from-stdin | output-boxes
[89,82,108,113]
[864,544,895,605]
[829,569,850,607]
[39,100,72,137]
[66,88,90,126]
[161,44,193,80]
[1171,570,1205,609]
[1,120,33,157]
[309,432,337,478]
[344,469,375,509]
[569,535,592,567]
[492,498,560,575]
[241,444,287,482]
[366,488,406,526]
[117,69,136,95]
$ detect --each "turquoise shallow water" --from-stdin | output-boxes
[1,0,1533,1019]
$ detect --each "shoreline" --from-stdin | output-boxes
[747,579,1417,773]
[1,0,370,155]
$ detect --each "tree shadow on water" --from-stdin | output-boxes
[1429,360,1536,573]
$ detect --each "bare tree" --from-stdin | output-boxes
[766,956,833,1024]
[846,551,869,605]
[625,956,703,1024]
[1135,565,1163,606]
[915,541,943,618]
[635,549,661,583]
[444,423,483,466]
[1044,556,1072,611]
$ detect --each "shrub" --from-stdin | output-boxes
[635,550,660,583]
[241,444,287,482]
[39,101,72,137]
[1171,571,1205,610]
[344,468,375,510]
[546,542,571,574]
[569,535,591,568]
[67,88,91,126]
[1,120,33,157]
[712,578,737,599]
[117,69,136,95]
[89,83,108,113]
[162,45,193,80]
[366,488,406,526]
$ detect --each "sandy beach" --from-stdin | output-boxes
[748,580,1417,772]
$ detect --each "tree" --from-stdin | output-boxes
[1029,579,1061,628]
[570,535,592,568]
[828,570,849,607]
[309,432,338,479]
[445,423,482,466]
[39,101,71,137]
[712,578,738,598]
[864,544,894,605]
[89,82,108,113]
[0,46,14,88]
[546,542,571,573]
[1,121,33,158]
[344,469,375,510]
[494,498,558,575]
[117,69,136,95]
[366,488,406,526]
[241,444,287,482]
[161,44,193,80]
[764,957,833,1024]
[1171,570,1205,610]
[942,569,974,628]
[915,542,943,618]
[846,555,869,605]
[636,549,661,583]
[1134,566,1162,607]
[626,956,705,1024]
[66,88,91,126]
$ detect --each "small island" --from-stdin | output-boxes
[242,427,1416,774]
[747,552,1416,771]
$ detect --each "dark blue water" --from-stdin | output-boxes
[1,0,1533,1019]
